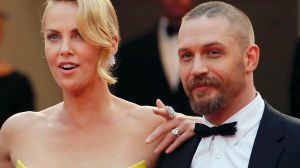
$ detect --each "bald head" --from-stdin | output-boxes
[182,1,254,49]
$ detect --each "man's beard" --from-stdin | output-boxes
[184,75,225,116]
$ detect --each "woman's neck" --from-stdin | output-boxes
[61,79,116,127]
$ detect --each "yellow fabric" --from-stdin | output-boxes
[16,160,27,168]
[128,160,148,168]
[16,160,147,168]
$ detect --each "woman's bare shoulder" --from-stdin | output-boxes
[132,105,165,128]
[1,102,63,134]
[0,111,44,148]
[115,96,164,125]
[1,111,42,131]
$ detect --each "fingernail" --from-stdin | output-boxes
[145,137,151,143]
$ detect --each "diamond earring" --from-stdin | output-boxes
[108,55,116,66]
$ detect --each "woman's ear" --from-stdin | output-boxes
[244,44,260,72]
[111,36,119,55]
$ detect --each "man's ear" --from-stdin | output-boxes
[244,44,260,72]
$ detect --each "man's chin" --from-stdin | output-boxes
[192,93,214,102]
[189,94,224,116]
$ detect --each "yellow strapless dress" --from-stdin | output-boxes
[16,160,27,168]
[16,160,148,168]
[128,160,148,168]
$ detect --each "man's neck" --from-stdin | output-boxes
[205,88,257,125]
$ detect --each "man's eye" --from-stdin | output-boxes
[208,50,222,57]
[180,52,192,61]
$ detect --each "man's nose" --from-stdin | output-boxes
[191,57,209,76]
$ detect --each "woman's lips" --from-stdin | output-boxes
[58,62,80,74]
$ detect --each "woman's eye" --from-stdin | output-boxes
[74,32,83,39]
[46,34,59,41]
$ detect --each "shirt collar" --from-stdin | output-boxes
[202,92,265,146]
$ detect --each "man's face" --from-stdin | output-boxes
[178,16,248,116]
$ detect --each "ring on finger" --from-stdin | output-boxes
[171,127,181,137]
[165,106,177,119]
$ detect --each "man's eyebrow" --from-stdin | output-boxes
[203,42,225,48]
[178,42,226,52]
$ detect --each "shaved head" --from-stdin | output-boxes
[182,1,254,50]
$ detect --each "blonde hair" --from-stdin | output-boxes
[42,0,119,84]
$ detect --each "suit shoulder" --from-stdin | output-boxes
[282,113,300,132]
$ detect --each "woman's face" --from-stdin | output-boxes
[44,2,102,91]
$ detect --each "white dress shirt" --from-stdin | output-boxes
[158,17,180,91]
[191,93,265,168]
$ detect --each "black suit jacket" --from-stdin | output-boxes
[157,102,300,168]
[290,39,300,118]
[115,26,194,116]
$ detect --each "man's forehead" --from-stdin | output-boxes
[182,16,243,36]
[179,16,233,38]
[181,15,232,30]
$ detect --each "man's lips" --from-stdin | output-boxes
[191,84,211,92]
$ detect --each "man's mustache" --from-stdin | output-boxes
[188,76,222,90]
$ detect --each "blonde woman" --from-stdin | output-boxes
[0,0,200,167]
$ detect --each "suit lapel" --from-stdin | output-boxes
[248,103,285,168]
[159,136,201,168]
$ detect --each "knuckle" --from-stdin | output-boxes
[183,120,192,127]
[175,115,185,122]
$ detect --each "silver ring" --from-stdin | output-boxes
[165,106,176,119]
[171,127,181,137]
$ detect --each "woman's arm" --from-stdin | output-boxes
[146,99,202,154]
[0,120,14,168]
